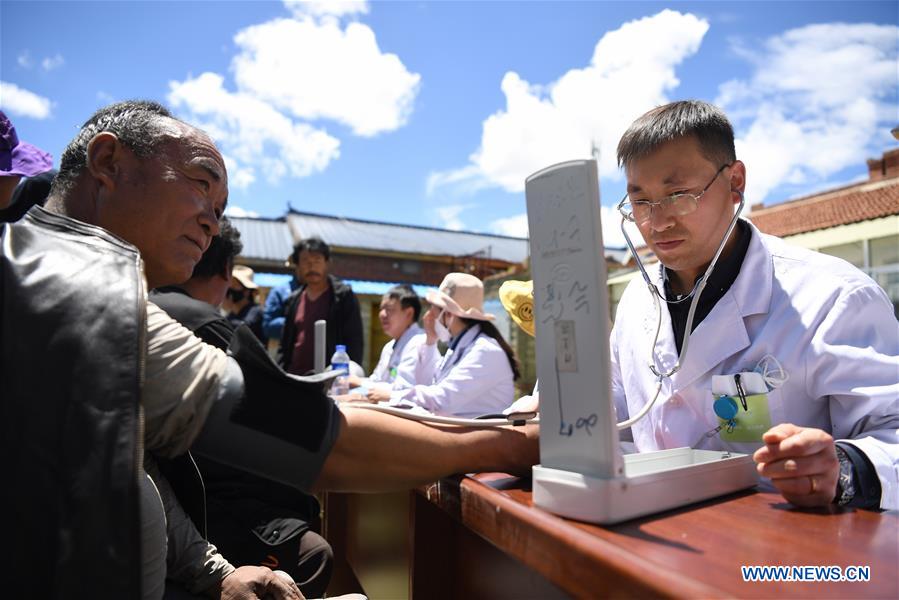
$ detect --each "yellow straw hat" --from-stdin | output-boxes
[499,279,534,337]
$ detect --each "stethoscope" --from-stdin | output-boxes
[615,189,745,430]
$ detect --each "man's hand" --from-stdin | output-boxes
[753,423,839,507]
[214,565,304,600]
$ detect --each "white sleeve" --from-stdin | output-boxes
[609,316,634,441]
[391,339,510,416]
[391,334,430,390]
[408,339,441,386]
[368,341,393,383]
[806,284,899,509]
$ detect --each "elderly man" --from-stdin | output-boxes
[1,101,537,599]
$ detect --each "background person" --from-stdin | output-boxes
[384,273,520,417]
[224,264,265,343]
[350,284,428,400]
[0,110,54,220]
[278,237,364,375]
[262,256,301,343]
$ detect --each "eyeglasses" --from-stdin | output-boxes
[618,163,731,224]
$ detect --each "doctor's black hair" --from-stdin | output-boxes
[616,100,736,170]
[191,216,243,280]
[383,284,422,322]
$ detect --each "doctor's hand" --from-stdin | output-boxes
[753,423,839,508]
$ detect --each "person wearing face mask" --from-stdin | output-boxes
[224,265,265,343]
[384,273,520,418]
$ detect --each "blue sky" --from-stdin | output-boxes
[2,1,897,246]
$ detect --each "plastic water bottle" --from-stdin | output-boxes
[330,344,350,396]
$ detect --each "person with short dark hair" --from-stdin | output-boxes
[350,284,428,400]
[151,219,333,599]
[152,216,242,348]
[278,237,364,375]
[611,99,898,510]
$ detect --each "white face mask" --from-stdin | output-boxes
[434,309,452,343]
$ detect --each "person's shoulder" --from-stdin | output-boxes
[330,275,358,297]
[404,330,429,349]
[150,288,227,331]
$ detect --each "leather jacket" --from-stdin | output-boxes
[1,207,145,598]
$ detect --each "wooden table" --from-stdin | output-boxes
[325,474,899,599]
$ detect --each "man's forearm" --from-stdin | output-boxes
[312,406,539,493]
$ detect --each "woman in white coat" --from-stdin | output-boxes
[385,273,520,418]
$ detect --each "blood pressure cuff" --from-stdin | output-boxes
[191,325,341,491]
[227,324,333,452]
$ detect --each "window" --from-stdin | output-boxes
[869,234,899,268]
[819,241,864,268]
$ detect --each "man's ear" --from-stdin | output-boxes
[729,160,747,203]
[85,132,124,192]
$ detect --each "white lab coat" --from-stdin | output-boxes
[611,221,899,509]
[390,324,515,417]
[368,323,427,390]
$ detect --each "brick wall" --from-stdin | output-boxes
[867,148,899,182]
[329,252,518,286]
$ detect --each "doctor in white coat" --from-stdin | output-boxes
[611,100,898,510]
[352,284,429,398]
[387,273,519,418]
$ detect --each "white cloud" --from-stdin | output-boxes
[41,54,65,71]
[283,0,368,20]
[232,16,420,136]
[434,204,472,231]
[717,22,899,203]
[220,153,257,190]
[168,72,341,187]
[429,10,709,195]
[224,205,260,218]
[0,81,52,119]
[96,90,116,104]
[491,213,529,238]
[167,3,419,194]
[17,51,32,69]
[490,205,640,248]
